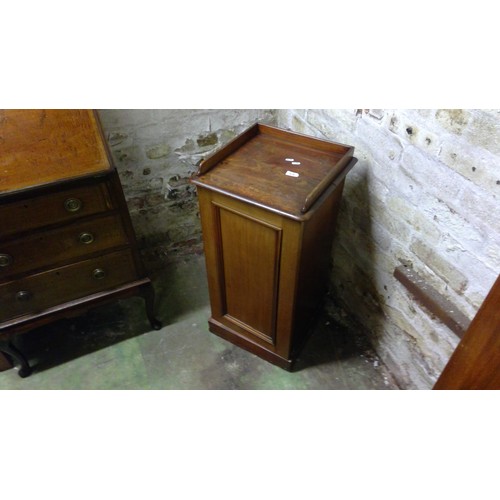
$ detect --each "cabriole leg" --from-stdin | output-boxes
[0,340,32,378]
[140,283,162,330]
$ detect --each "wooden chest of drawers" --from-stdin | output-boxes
[0,109,160,376]
[192,123,357,370]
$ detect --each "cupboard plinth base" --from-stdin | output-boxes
[208,318,294,371]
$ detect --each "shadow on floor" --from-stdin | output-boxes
[1,255,398,389]
[11,296,154,374]
[294,310,383,371]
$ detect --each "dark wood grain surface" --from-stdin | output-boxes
[193,123,353,219]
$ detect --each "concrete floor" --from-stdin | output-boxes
[0,255,398,389]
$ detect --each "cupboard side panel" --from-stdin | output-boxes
[292,179,346,353]
[197,189,227,319]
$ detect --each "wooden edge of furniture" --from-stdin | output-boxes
[0,278,160,335]
[208,317,294,371]
[302,156,356,213]
[0,351,12,371]
[190,180,305,221]
[193,156,358,221]
[0,110,113,196]
[196,123,261,175]
[107,168,147,275]
[93,110,117,169]
[257,123,354,153]
[0,169,109,202]
[0,278,161,376]
[196,122,354,174]
[89,109,113,169]
[433,273,500,390]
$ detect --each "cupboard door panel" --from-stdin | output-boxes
[217,205,282,345]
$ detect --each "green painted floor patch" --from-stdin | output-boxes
[0,255,397,390]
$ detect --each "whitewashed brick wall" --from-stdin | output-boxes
[98,108,499,389]
[277,109,500,389]
[98,109,275,267]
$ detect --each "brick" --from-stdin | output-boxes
[387,110,450,158]
[303,110,358,146]
[387,196,441,243]
[385,164,423,207]
[458,183,500,234]
[418,192,484,251]
[371,221,393,251]
[355,116,404,167]
[464,110,500,156]
[112,145,142,165]
[371,210,412,246]
[321,109,359,132]
[331,243,355,279]
[375,325,434,389]
[435,109,471,135]
[196,132,218,148]
[367,109,384,120]
[146,144,171,159]
[410,238,468,294]
[290,114,321,137]
[434,234,499,304]
[145,192,165,207]
[438,138,500,193]
[486,244,500,269]
[415,109,434,119]
[400,145,463,202]
[126,197,145,210]
[207,109,274,133]
[107,131,129,147]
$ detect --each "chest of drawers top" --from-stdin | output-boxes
[0,109,111,195]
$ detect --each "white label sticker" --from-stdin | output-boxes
[286,170,299,177]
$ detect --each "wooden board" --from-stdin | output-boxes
[434,273,500,390]
[0,109,111,194]
[192,123,354,219]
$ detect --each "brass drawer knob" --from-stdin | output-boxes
[0,253,13,267]
[16,290,32,301]
[79,232,95,245]
[92,268,106,280]
[64,197,83,213]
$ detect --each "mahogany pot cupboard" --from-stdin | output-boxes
[0,110,160,377]
[191,123,357,369]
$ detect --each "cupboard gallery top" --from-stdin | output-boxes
[191,123,357,219]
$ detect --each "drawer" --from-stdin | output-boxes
[0,249,139,323]
[0,213,129,281]
[0,179,113,238]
